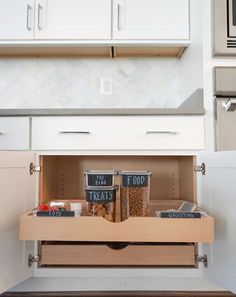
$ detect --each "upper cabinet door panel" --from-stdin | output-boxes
[0,0,34,39]
[34,0,111,40]
[113,0,189,40]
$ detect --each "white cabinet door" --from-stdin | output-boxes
[0,152,35,293]
[0,0,34,39]
[0,117,30,150]
[113,0,189,40]
[200,152,236,293]
[34,0,111,40]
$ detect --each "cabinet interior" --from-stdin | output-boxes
[39,155,196,205]
[37,155,199,268]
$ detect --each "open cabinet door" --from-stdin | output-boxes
[200,151,236,293]
[0,152,35,293]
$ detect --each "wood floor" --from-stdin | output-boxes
[1,292,235,297]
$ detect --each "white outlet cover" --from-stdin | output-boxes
[100,77,113,96]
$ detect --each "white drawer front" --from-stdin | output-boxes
[31,116,204,151]
[0,117,30,150]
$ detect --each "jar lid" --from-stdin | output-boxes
[119,170,152,176]
[85,185,118,191]
[84,170,118,175]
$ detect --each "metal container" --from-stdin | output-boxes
[119,171,151,221]
[84,170,117,187]
[85,186,117,222]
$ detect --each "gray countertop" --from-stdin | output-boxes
[0,89,204,116]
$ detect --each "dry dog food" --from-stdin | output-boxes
[119,171,151,220]
[85,186,117,222]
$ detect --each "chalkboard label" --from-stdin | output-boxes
[122,175,148,187]
[86,189,116,203]
[87,174,113,187]
[36,211,75,217]
[160,212,201,218]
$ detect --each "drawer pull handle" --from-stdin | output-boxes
[146,131,178,135]
[59,131,91,135]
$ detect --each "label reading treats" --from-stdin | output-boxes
[88,174,113,186]
[86,189,116,203]
[122,175,148,187]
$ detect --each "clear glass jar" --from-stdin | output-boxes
[119,171,151,221]
[85,186,117,222]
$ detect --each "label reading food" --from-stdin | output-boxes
[88,174,113,186]
[86,189,116,203]
[122,175,148,187]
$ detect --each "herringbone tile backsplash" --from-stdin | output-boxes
[0,57,190,109]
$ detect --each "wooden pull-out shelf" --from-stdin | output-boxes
[40,242,196,267]
[20,214,214,243]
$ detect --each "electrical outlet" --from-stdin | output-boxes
[100,78,113,96]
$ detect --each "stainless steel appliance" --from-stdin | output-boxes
[214,0,236,55]
[214,67,236,150]
[228,0,236,37]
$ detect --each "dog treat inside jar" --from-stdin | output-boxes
[119,171,151,221]
[85,186,117,222]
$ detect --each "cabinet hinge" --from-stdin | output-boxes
[194,162,206,175]
[197,254,208,268]
[29,163,41,175]
[28,254,40,267]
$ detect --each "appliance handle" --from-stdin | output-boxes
[222,99,236,112]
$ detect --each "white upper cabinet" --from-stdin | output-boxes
[0,0,111,40]
[112,0,189,40]
[34,0,111,40]
[0,0,189,42]
[0,0,34,39]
